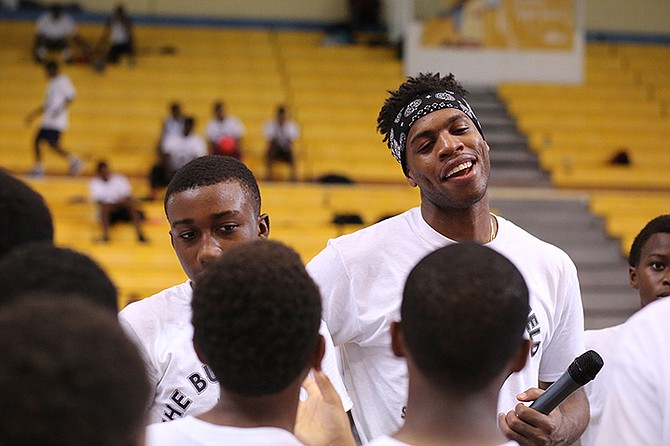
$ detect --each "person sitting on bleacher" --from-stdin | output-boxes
[205,101,245,159]
[147,116,206,201]
[264,105,299,181]
[89,160,147,243]
[32,3,88,63]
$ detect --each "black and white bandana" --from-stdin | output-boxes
[388,91,484,165]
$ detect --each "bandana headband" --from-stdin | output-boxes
[388,91,484,165]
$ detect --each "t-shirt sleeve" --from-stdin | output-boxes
[64,76,76,100]
[539,255,585,383]
[306,242,362,347]
[118,310,159,406]
[318,320,353,411]
[89,179,103,202]
[118,175,132,198]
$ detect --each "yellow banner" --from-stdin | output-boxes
[422,0,574,50]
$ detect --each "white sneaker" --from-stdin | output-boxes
[27,165,45,178]
[69,158,84,176]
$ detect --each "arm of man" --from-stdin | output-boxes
[498,383,589,446]
[25,105,44,125]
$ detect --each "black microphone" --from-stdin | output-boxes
[529,350,604,415]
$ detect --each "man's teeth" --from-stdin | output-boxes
[446,161,473,178]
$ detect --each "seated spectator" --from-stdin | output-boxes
[265,105,300,181]
[89,160,147,243]
[32,3,89,63]
[156,101,184,154]
[0,242,118,312]
[205,101,244,159]
[0,169,54,258]
[96,3,136,66]
[0,297,150,446]
[147,116,206,201]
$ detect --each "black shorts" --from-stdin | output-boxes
[35,128,61,145]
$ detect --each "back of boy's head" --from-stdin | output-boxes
[0,243,118,312]
[402,242,529,391]
[0,297,150,446]
[164,155,261,215]
[628,214,670,267]
[0,170,54,258]
[192,239,322,396]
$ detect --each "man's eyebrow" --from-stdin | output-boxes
[170,210,240,228]
[409,114,466,146]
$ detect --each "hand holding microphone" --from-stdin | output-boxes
[529,349,604,415]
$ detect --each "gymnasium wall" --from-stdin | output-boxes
[75,0,670,35]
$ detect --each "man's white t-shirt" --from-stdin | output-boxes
[145,416,304,446]
[264,120,299,147]
[581,324,624,446]
[118,281,352,424]
[162,133,207,171]
[306,207,585,442]
[595,298,670,446]
[206,116,245,143]
[89,173,132,204]
[36,11,76,40]
[369,436,519,446]
[42,74,75,131]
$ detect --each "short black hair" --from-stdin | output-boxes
[165,155,261,215]
[0,170,54,258]
[192,240,322,396]
[629,214,670,267]
[377,72,469,174]
[0,243,118,312]
[402,242,529,391]
[0,297,150,446]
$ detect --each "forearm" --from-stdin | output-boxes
[554,389,589,445]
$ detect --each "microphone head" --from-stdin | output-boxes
[568,350,604,385]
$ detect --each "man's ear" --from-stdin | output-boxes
[629,265,639,289]
[309,335,326,372]
[390,321,407,358]
[510,339,532,373]
[405,169,417,188]
[258,213,270,240]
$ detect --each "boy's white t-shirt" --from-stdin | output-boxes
[42,74,75,131]
[594,298,670,446]
[36,11,76,39]
[89,173,132,204]
[581,324,624,446]
[145,416,304,446]
[118,281,352,424]
[206,116,245,143]
[368,436,519,446]
[161,133,207,171]
[307,207,585,442]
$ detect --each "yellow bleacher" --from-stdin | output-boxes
[19,175,419,308]
[499,41,670,254]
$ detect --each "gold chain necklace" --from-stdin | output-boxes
[489,213,498,243]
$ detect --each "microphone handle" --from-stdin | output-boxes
[529,372,581,415]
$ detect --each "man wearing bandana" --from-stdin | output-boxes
[306,73,588,444]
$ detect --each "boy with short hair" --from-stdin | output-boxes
[119,155,351,423]
[369,242,529,446]
[582,214,670,445]
[146,240,348,445]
